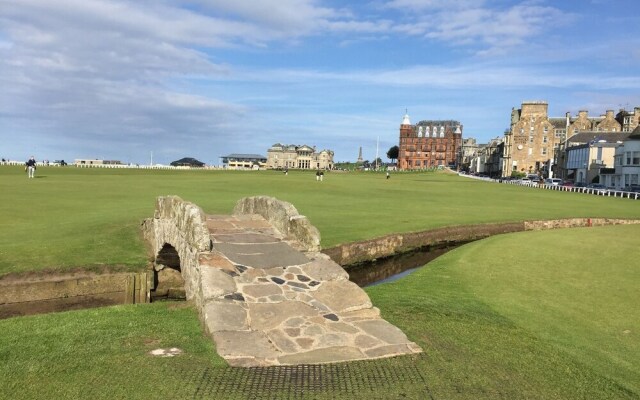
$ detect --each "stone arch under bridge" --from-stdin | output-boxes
[142,195,421,367]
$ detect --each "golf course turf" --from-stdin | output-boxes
[0,166,638,399]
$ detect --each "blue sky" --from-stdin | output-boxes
[1,0,639,165]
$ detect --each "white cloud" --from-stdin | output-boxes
[0,0,636,163]
[384,0,485,11]
[224,62,640,92]
[385,1,570,55]
[188,0,339,33]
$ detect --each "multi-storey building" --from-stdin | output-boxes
[607,126,640,188]
[562,131,628,184]
[502,101,624,177]
[266,143,334,170]
[458,138,480,172]
[398,112,462,170]
[616,107,640,132]
[220,154,267,169]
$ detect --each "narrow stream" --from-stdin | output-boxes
[347,242,468,287]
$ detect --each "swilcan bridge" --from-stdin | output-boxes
[142,196,421,367]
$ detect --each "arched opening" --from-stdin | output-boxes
[151,243,186,301]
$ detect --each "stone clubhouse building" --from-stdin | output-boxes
[266,143,334,170]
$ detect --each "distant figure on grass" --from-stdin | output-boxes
[386,171,390,179]
[320,171,324,181]
[316,170,320,181]
[284,167,288,175]
[25,156,37,178]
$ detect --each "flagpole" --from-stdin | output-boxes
[375,136,379,170]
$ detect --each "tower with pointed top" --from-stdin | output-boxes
[357,146,363,163]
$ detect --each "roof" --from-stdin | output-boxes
[567,130,631,145]
[549,118,567,129]
[627,125,640,140]
[221,154,267,160]
[170,157,205,166]
[416,120,461,126]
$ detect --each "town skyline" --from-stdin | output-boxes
[2,0,639,165]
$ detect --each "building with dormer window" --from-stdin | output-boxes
[502,101,625,178]
[398,112,462,170]
[266,143,334,170]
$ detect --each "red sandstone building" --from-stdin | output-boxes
[398,112,463,170]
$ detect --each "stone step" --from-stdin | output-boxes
[146,196,422,367]
[201,216,422,367]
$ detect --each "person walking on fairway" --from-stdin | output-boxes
[25,156,37,178]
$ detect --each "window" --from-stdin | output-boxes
[543,136,548,143]
[543,126,548,133]
[528,148,533,155]
[542,148,547,155]
[633,151,640,165]
[529,136,534,143]
[520,128,524,134]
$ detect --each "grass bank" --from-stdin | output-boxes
[1,225,638,399]
[1,166,638,276]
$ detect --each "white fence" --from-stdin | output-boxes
[1,161,222,170]
[460,174,640,200]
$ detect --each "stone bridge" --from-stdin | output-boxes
[142,196,421,367]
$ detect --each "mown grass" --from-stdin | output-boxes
[1,225,638,399]
[370,224,640,399]
[1,166,638,275]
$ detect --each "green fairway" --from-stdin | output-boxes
[369,224,640,398]
[1,166,638,276]
[1,225,638,399]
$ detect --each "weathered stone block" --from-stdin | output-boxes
[214,331,280,359]
[313,280,372,313]
[301,258,349,282]
[242,284,282,299]
[203,301,248,332]
[364,344,414,358]
[247,301,318,331]
[277,346,365,365]
[353,320,411,345]
[200,268,236,302]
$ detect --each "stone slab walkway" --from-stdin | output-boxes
[200,213,422,367]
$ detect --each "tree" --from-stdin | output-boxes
[386,145,399,162]
[373,157,383,169]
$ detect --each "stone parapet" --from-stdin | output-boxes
[233,196,321,252]
[145,196,421,367]
[524,218,640,230]
[324,219,640,268]
[324,222,524,267]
